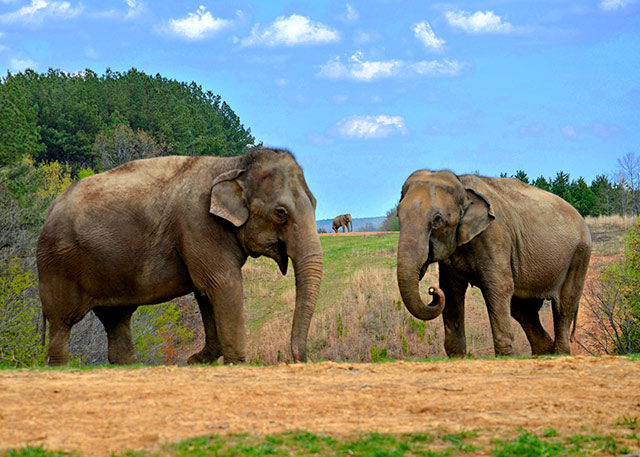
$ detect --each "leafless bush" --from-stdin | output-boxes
[580,281,640,355]
[94,124,170,171]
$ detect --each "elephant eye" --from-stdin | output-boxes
[432,214,444,228]
[274,207,289,224]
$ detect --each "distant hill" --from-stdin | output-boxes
[316,216,386,233]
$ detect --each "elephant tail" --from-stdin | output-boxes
[41,309,47,346]
[569,307,578,343]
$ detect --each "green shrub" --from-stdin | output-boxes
[131,300,195,364]
[0,257,46,366]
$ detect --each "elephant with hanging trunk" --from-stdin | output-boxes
[37,148,323,366]
[396,169,591,357]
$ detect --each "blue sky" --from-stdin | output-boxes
[1,0,639,219]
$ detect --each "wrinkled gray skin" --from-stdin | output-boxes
[332,213,352,233]
[37,148,323,366]
[397,170,591,357]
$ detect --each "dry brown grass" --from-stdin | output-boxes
[585,214,637,231]
[241,238,538,364]
[185,229,629,365]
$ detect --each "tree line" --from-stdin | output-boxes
[0,68,257,171]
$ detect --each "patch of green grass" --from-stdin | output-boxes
[3,430,635,457]
[616,415,639,430]
[1,449,74,457]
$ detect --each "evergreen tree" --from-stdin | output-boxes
[570,177,595,217]
[514,170,529,184]
[551,171,575,205]
[591,174,614,216]
[0,68,257,170]
[533,176,551,192]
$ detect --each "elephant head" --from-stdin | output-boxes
[396,170,494,321]
[209,149,323,362]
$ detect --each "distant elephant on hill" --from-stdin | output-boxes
[396,169,591,357]
[332,213,352,233]
[37,148,323,366]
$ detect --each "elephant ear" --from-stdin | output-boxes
[457,188,495,246]
[210,168,249,227]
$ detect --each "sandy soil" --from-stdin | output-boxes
[1,357,639,456]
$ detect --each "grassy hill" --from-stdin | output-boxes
[316,216,386,232]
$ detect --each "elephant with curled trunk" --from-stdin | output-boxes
[396,170,591,357]
[37,148,323,366]
[332,213,352,233]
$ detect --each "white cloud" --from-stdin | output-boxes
[319,52,401,81]
[599,0,633,10]
[411,59,467,77]
[336,115,407,139]
[0,0,82,24]
[414,21,445,50]
[124,0,143,19]
[242,14,339,46]
[10,57,37,72]
[166,6,231,40]
[562,124,577,139]
[345,3,359,21]
[319,52,467,81]
[445,10,514,34]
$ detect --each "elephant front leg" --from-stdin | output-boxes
[481,278,516,357]
[440,266,468,357]
[199,271,246,364]
[187,291,223,364]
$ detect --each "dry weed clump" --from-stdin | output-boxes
[585,214,637,231]
[308,265,445,362]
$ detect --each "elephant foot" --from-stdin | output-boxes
[531,341,554,356]
[187,347,222,365]
[494,345,514,357]
[110,353,138,365]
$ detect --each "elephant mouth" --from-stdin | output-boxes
[419,241,435,280]
[276,239,288,275]
[419,261,428,281]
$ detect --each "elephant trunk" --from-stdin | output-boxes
[397,228,445,321]
[290,227,323,363]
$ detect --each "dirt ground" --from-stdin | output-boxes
[1,357,639,456]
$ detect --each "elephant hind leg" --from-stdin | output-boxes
[42,283,90,366]
[554,245,590,354]
[511,298,553,355]
[93,305,138,364]
[46,320,73,366]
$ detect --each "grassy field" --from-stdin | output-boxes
[242,215,635,364]
[244,232,533,365]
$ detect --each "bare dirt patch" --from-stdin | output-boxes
[1,357,639,456]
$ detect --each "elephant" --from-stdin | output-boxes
[396,169,591,357]
[332,213,352,233]
[37,148,323,366]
